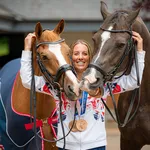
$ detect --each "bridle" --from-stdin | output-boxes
[36,38,76,90]
[88,26,141,127]
[30,38,77,149]
[89,27,134,82]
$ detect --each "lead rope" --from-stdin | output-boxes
[30,58,78,150]
[30,48,40,149]
[101,44,141,127]
[30,39,78,148]
[53,82,66,150]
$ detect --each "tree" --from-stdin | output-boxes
[132,0,150,20]
[132,0,150,11]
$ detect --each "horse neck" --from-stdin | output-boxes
[133,18,150,69]
[133,18,150,55]
[133,18,150,102]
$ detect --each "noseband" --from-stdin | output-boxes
[89,27,134,82]
[36,39,76,90]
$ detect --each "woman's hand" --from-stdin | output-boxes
[132,31,143,52]
[24,33,36,51]
[88,88,103,98]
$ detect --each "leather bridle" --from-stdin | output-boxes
[36,38,76,90]
[30,38,77,148]
[89,26,141,127]
[89,27,134,82]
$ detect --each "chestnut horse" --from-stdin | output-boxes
[81,1,150,150]
[0,19,80,150]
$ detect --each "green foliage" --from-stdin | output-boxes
[0,37,9,56]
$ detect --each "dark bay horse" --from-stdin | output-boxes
[81,1,150,150]
[0,19,80,150]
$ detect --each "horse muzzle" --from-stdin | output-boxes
[81,68,104,91]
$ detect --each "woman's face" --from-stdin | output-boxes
[72,43,90,73]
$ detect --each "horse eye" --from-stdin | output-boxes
[116,43,126,49]
[42,55,48,60]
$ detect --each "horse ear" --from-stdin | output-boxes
[100,1,110,20]
[35,22,43,39]
[53,19,65,35]
[127,8,141,25]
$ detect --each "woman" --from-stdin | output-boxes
[20,31,145,150]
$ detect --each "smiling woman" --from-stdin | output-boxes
[56,39,106,150]
[70,39,93,80]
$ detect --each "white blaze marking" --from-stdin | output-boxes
[48,44,66,66]
[84,25,113,84]
[94,26,113,63]
[48,44,79,94]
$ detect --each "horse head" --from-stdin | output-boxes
[35,19,81,100]
[80,1,140,93]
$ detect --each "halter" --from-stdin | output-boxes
[89,27,134,82]
[36,38,76,90]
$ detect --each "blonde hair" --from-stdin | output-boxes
[70,39,93,62]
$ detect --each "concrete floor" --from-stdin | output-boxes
[106,120,150,150]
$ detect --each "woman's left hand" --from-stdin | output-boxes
[132,31,143,52]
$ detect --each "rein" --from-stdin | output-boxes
[90,27,141,127]
[29,38,77,147]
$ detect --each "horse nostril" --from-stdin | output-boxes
[68,85,74,93]
[96,77,100,83]
[89,77,103,89]
[68,84,80,97]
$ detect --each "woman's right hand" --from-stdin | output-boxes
[24,33,36,51]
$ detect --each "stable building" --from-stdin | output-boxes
[0,0,150,68]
